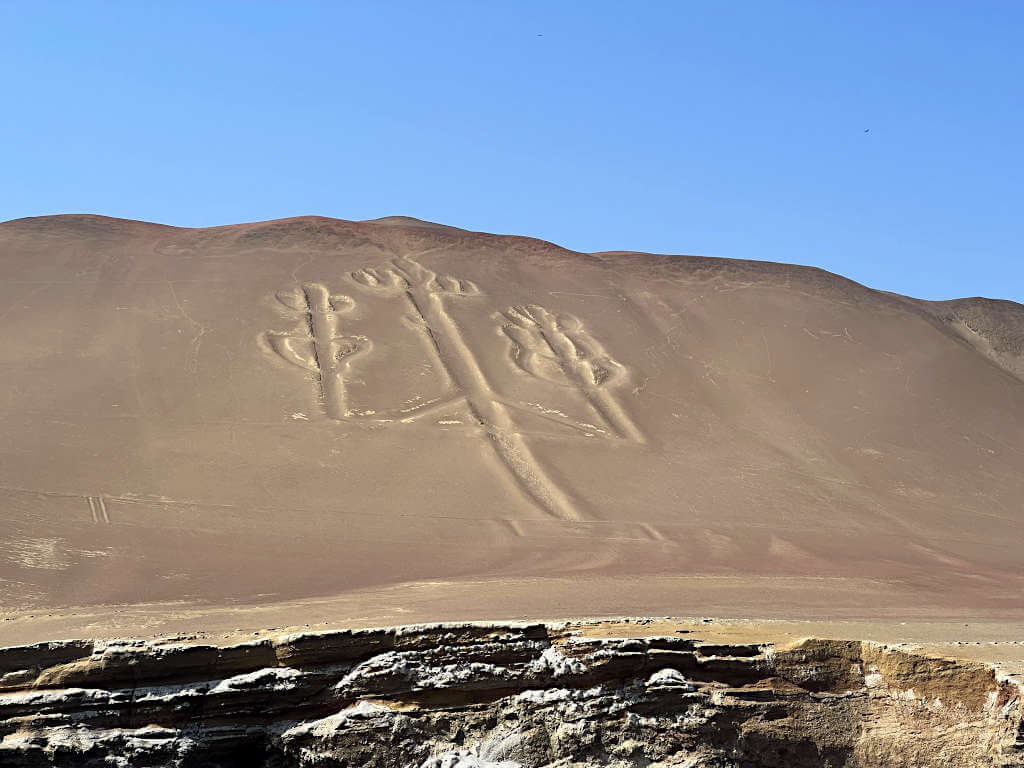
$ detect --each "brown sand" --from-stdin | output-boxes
[1,214,1022,647]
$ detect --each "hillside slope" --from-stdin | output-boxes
[1,214,1022,634]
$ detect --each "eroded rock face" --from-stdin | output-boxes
[0,621,1020,767]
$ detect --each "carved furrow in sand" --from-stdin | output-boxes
[501,303,646,444]
[394,259,587,522]
[302,282,347,421]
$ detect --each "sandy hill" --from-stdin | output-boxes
[1,214,1022,640]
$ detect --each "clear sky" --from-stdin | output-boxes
[2,2,1021,301]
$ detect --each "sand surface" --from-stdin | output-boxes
[1,214,1022,646]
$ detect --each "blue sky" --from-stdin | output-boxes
[2,1,1021,301]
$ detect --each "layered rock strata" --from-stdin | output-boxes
[0,621,1021,767]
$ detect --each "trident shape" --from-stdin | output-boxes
[264,254,645,523]
[348,256,586,521]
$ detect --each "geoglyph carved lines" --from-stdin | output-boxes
[264,255,647,523]
[500,305,645,444]
[349,266,406,295]
[263,282,368,420]
[350,259,481,299]
[86,495,110,524]
[348,256,586,522]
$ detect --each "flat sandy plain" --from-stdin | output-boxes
[1,214,1022,649]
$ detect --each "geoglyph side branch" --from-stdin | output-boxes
[500,304,645,444]
[263,282,367,420]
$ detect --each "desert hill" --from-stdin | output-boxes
[1,214,1022,639]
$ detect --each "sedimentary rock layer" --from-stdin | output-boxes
[1,620,1021,767]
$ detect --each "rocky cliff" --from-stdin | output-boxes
[1,620,1021,767]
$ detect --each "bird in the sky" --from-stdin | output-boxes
[864,128,870,133]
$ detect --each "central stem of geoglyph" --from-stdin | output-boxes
[392,258,585,522]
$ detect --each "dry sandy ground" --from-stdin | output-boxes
[0,214,1022,649]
